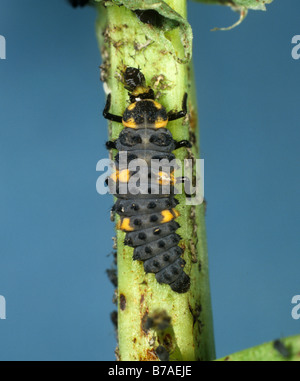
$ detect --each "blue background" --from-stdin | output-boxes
[0,0,299,361]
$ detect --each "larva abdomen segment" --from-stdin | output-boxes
[117,208,179,232]
[133,233,181,261]
[159,267,190,294]
[116,128,176,152]
[123,221,180,247]
[143,246,184,273]
[113,197,178,217]
[114,150,176,166]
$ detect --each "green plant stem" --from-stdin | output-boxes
[95,0,215,361]
[192,0,273,10]
[217,335,300,361]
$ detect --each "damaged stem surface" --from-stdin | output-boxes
[96,0,215,361]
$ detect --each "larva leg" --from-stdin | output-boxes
[103,93,123,123]
[167,93,188,122]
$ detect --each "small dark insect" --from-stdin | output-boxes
[155,345,169,361]
[122,67,155,102]
[123,66,146,91]
[273,339,290,358]
[144,310,171,331]
[119,293,126,311]
[110,310,118,329]
[134,10,164,28]
[68,0,90,8]
[106,268,118,287]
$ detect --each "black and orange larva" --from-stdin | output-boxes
[103,67,191,293]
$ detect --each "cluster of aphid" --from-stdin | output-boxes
[103,67,191,293]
